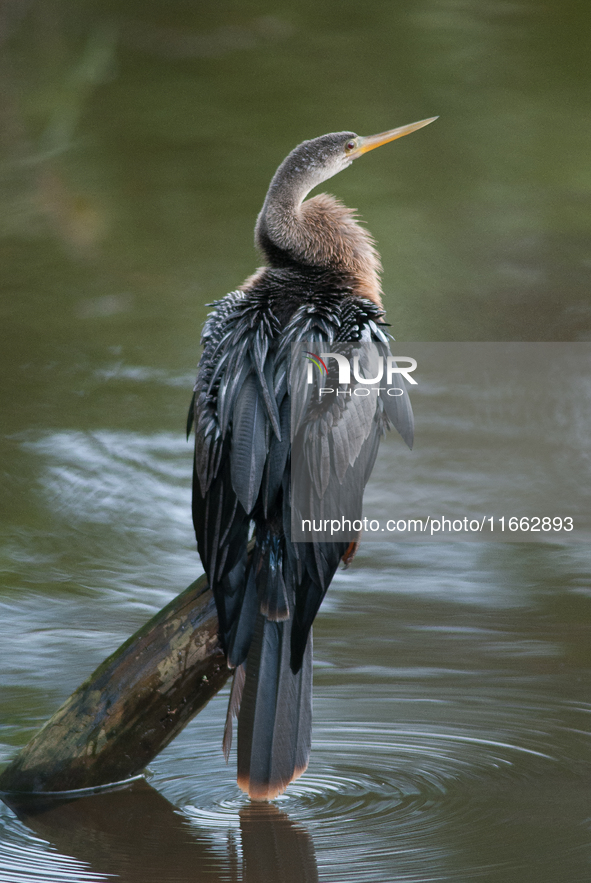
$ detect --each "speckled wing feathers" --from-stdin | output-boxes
[191,287,412,676]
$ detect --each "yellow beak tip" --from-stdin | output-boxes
[356,116,438,156]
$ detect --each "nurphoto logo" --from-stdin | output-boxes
[304,350,417,397]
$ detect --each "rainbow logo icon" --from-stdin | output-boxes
[304,351,328,375]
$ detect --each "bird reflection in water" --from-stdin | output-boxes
[3,781,319,883]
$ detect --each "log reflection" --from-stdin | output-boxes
[4,781,318,883]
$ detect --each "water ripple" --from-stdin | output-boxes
[160,686,591,879]
[3,688,591,882]
[0,815,109,883]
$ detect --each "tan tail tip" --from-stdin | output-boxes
[237,762,309,801]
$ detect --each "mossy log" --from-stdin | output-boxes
[0,574,230,794]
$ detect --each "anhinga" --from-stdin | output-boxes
[190,117,436,799]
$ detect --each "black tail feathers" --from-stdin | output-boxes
[235,614,312,800]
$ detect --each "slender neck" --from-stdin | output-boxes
[254,161,315,266]
[254,163,383,305]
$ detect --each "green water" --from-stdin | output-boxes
[1,2,591,881]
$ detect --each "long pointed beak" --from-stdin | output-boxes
[352,117,438,158]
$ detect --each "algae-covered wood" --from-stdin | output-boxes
[0,575,230,793]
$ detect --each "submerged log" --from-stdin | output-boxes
[0,574,230,794]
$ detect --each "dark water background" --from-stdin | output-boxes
[1,1,591,880]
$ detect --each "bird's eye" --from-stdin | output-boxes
[345,139,356,152]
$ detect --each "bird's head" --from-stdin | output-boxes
[255,116,438,283]
[274,117,438,199]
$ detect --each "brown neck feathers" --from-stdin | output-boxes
[256,191,383,307]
